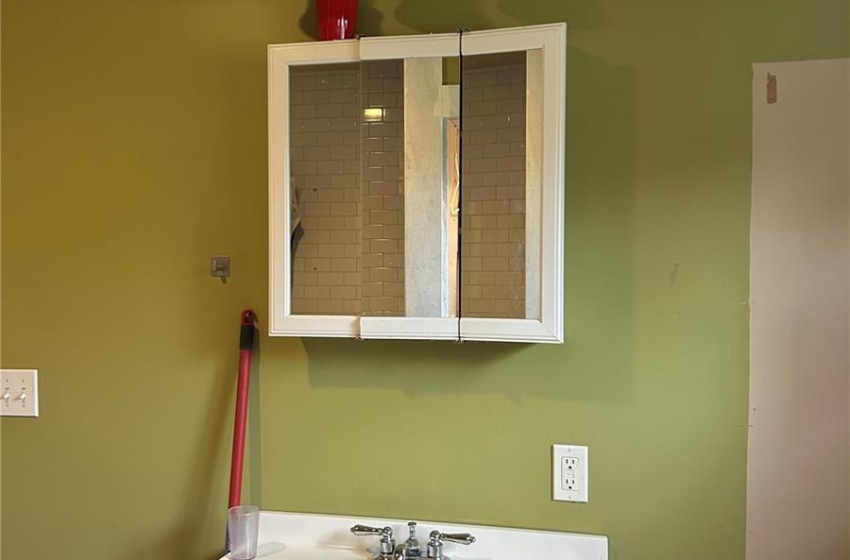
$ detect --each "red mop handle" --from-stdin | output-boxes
[229,309,256,509]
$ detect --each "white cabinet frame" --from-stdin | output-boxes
[268,24,566,343]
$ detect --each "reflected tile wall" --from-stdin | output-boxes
[289,63,362,315]
[360,60,405,316]
[461,54,527,319]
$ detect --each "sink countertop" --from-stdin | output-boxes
[226,543,369,560]
[220,510,607,560]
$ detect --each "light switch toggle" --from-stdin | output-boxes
[0,370,39,417]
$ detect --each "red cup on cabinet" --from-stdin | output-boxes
[316,0,359,41]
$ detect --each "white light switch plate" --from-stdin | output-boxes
[0,369,39,417]
[553,444,588,502]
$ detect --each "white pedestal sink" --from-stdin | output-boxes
[219,511,607,560]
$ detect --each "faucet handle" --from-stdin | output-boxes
[351,524,391,536]
[351,525,395,558]
[426,530,475,560]
[436,533,475,545]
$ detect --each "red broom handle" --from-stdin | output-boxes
[229,309,256,509]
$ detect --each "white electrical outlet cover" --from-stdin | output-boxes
[552,444,588,503]
[0,369,39,417]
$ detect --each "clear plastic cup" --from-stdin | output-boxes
[228,505,260,560]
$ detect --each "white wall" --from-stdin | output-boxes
[748,59,850,560]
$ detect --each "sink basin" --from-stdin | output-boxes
[224,543,368,560]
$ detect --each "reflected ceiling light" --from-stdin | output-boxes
[363,107,384,122]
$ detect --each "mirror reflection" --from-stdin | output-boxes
[289,62,363,316]
[286,50,541,321]
[461,50,540,320]
[359,60,406,317]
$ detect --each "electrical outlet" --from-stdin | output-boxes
[561,456,578,490]
[0,369,39,417]
[553,444,588,502]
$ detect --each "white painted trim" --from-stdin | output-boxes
[360,33,458,60]
[268,40,359,65]
[748,58,850,560]
[538,23,567,343]
[268,43,360,337]
[360,317,459,340]
[461,318,562,343]
[268,47,289,335]
[269,315,359,338]
[461,23,565,56]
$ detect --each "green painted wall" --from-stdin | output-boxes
[2,1,848,559]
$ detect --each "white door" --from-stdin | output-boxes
[748,59,850,560]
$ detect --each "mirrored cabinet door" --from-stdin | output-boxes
[359,34,468,339]
[269,24,565,342]
[458,25,565,343]
[270,41,361,337]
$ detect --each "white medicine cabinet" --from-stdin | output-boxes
[268,23,566,343]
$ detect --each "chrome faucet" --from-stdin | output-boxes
[351,524,396,560]
[426,530,476,560]
[351,521,475,560]
[396,522,422,559]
